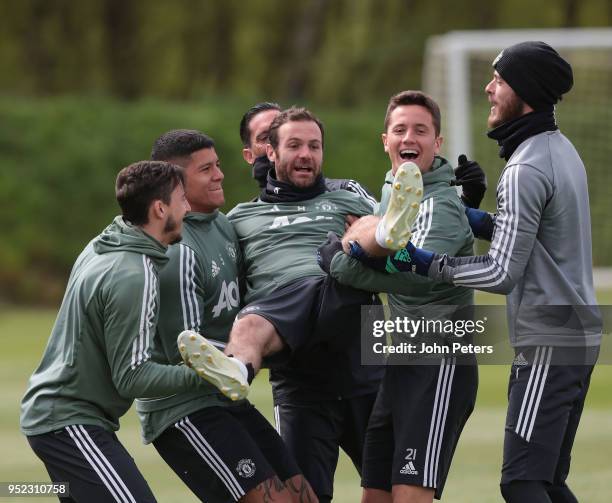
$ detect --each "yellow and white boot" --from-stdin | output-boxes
[377,161,423,250]
[177,330,249,401]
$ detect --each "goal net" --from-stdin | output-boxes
[423,28,612,266]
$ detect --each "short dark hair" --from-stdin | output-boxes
[268,107,324,150]
[239,102,281,147]
[150,129,215,162]
[116,161,184,226]
[384,91,442,136]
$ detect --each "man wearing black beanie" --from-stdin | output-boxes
[479,43,598,503]
[331,40,601,503]
[486,41,574,161]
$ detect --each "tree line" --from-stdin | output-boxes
[0,0,609,103]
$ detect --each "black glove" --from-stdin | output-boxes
[452,154,487,209]
[317,232,344,273]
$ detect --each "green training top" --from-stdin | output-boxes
[20,217,206,436]
[136,211,244,443]
[228,190,374,303]
[330,157,474,306]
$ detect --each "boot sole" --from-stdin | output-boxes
[177,330,249,401]
[378,161,423,249]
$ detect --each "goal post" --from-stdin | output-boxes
[422,28,612,265]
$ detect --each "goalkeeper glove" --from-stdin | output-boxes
[385,242,436,276]
[348,240,435,277]
[316,234,396,274]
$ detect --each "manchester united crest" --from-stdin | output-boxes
[236,458,256,478]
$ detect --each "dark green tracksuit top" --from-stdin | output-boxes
[136,211,244,443]
[21,217,205,436]
[330,156,474,307]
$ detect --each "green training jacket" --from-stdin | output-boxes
[20,217,205,436]
[330,157,474,306]
[228,190,374,303]
[136,211,244,443]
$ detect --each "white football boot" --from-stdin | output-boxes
[177,330,249,401]
[378,161,423,250]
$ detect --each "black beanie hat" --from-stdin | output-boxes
[493,41,573,111]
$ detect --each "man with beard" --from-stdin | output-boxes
[238,102,384,497]
[179,106,424,502]
[140,130,316,503]
[240,102,282,190]
[20,161,216,502]
[239,101,377,203]
[331,42,602,503]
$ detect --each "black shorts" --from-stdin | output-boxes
[27,425,156,503]
[237,275,378,356]
[362,359,478,499]
[153,401,301,502]
[501,345,596,485]
[273,393,377,503]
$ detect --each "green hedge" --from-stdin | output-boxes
[1,96,609,304]
[1,96,390,303]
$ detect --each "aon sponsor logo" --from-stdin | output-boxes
[212,279,240,317]
[269,215,333,229]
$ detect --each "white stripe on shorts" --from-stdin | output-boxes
[423,357,456,488]
[274,405,281,435]
[515,346,553,442]
[174,417,245,500]
[66,425,136,503]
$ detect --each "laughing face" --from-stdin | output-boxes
[267,120,323,188]
[382,104,442,174]
[181,147,225,213]
[485,70,530,129]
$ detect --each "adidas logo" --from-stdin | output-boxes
[211,260,220,278]
[394,248,412,263]
[400,461,418,475]
[513,352,529,367]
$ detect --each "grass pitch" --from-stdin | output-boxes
[2,291,611,502]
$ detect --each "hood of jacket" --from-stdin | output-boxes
[93,216,168,266]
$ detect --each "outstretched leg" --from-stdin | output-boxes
[178,316,285,401]
[225,314,285,373]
